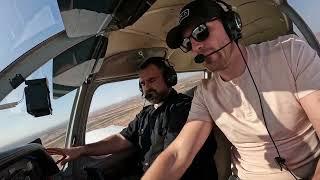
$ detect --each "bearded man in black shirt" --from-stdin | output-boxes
[47,57,217,180]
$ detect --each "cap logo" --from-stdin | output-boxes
[179,9,189,24]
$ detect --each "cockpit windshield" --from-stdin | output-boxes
[0,0,64,72]
[0,0,67,151]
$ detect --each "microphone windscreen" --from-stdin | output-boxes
[194,54,205,64]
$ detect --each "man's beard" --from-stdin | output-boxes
[144,89,166,104]
[204,51,232,72]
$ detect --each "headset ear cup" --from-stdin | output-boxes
[163,60,177,87]
[139,81,143,96]
[217,0,242,41]
[167,70,177,86]
[230,11,242,40]
[223,11,242,41]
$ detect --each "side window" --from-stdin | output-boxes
[86,79,143,144]
[0,60,77,151]
[0,0,64,72]
[85,71,203,144]
[175,72,203,95]
[288,0,319,38]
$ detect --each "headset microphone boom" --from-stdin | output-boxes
[194,41,232,63]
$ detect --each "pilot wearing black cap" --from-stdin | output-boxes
[167,0,226,49]
[166,0,242,63]
[143,0,320,180]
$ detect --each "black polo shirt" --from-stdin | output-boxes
[120,89,217,179]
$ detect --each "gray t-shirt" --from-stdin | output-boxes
[189,34,320,179]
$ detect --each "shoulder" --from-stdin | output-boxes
[251,34,302,46]
[138,105,153,117]
[248,34,307,54]
[163,90,192,111]
[141,104,153,111]
[177,93,192,101]
[246,34,315,68]
[272,34,316,63]
[276,34,308,50]
[194,77,219,95]
[174,93,192,107]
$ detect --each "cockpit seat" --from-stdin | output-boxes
[183,86,232,180]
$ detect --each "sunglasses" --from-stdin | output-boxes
[180,18,218,53]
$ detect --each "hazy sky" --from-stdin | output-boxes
[0,0,319,149]
[0,0,63,72]
[288,0,319,33]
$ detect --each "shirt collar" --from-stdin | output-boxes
[153,88,177,109]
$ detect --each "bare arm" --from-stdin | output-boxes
[142,119,213,180]
[299,90,320,180]
[47,133,132,165]
[82,133,132,155]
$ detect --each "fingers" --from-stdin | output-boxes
[46,147,61,151]
[46,147,63,151]
[46,148,66,156]
[60,158,70,166]
[46,147,82,165]
[56,155,69,165]
[46,148,70,165]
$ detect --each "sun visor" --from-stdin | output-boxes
[53,36,107,99]
[95,47,167,82]
[57,0,156,38]
[60,10,112,38]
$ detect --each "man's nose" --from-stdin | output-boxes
[144,83,151,91]
[191,39,204,53]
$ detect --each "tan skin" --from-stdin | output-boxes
[139,64,171,104]
[300,91,320,180]
[189,19,247,81]
[142,19,320,180]
[47,64,171,165]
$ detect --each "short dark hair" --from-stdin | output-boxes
[138,57,177,87]
[138,57,168,74]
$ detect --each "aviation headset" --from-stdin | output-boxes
[216,0,242,42]
[191,0,243,63]
[138,57,177,95]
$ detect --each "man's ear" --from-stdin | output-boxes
[139,80,144,96]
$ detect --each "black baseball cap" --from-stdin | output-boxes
[166,0,225,49]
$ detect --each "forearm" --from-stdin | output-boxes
[81,134,132,156]
[312,160,320,180]
[142,120,213,180]
[299,91,320,179]
[142,148,191,180]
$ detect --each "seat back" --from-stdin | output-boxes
[183,86,232,180]
[213,126,232,180]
